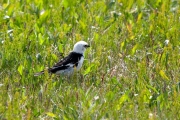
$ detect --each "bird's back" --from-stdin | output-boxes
[48,52,83,75]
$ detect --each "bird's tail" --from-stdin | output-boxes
[34,71,44,76]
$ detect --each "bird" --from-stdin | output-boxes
[34,41,90,76]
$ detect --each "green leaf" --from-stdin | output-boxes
[116,92,129,110]
[62,0,69,8]
[120,41,125,50]
[52,53,58,60]
[18,64,23,75]
[39,10,50,25]
[46,112,57,118]
[58,44,63,53]
[83,64,95,76]
[131,44,138,55]
[6,4,15,16]
[38,33,44,45]
[79,20,86,30]
[146,84,159,93]
[159,70,169,81]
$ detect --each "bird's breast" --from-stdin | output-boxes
[76,57,84,70]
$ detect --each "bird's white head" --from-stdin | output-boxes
[73,41,90,54]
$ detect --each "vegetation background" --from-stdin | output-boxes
[0,0,180,119]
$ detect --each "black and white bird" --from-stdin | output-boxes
[34,41,90,76]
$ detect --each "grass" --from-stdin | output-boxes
[0,0,180,119]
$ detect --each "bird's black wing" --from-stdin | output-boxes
[48,52,83,73]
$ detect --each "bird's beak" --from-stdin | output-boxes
[85,45,90,48]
